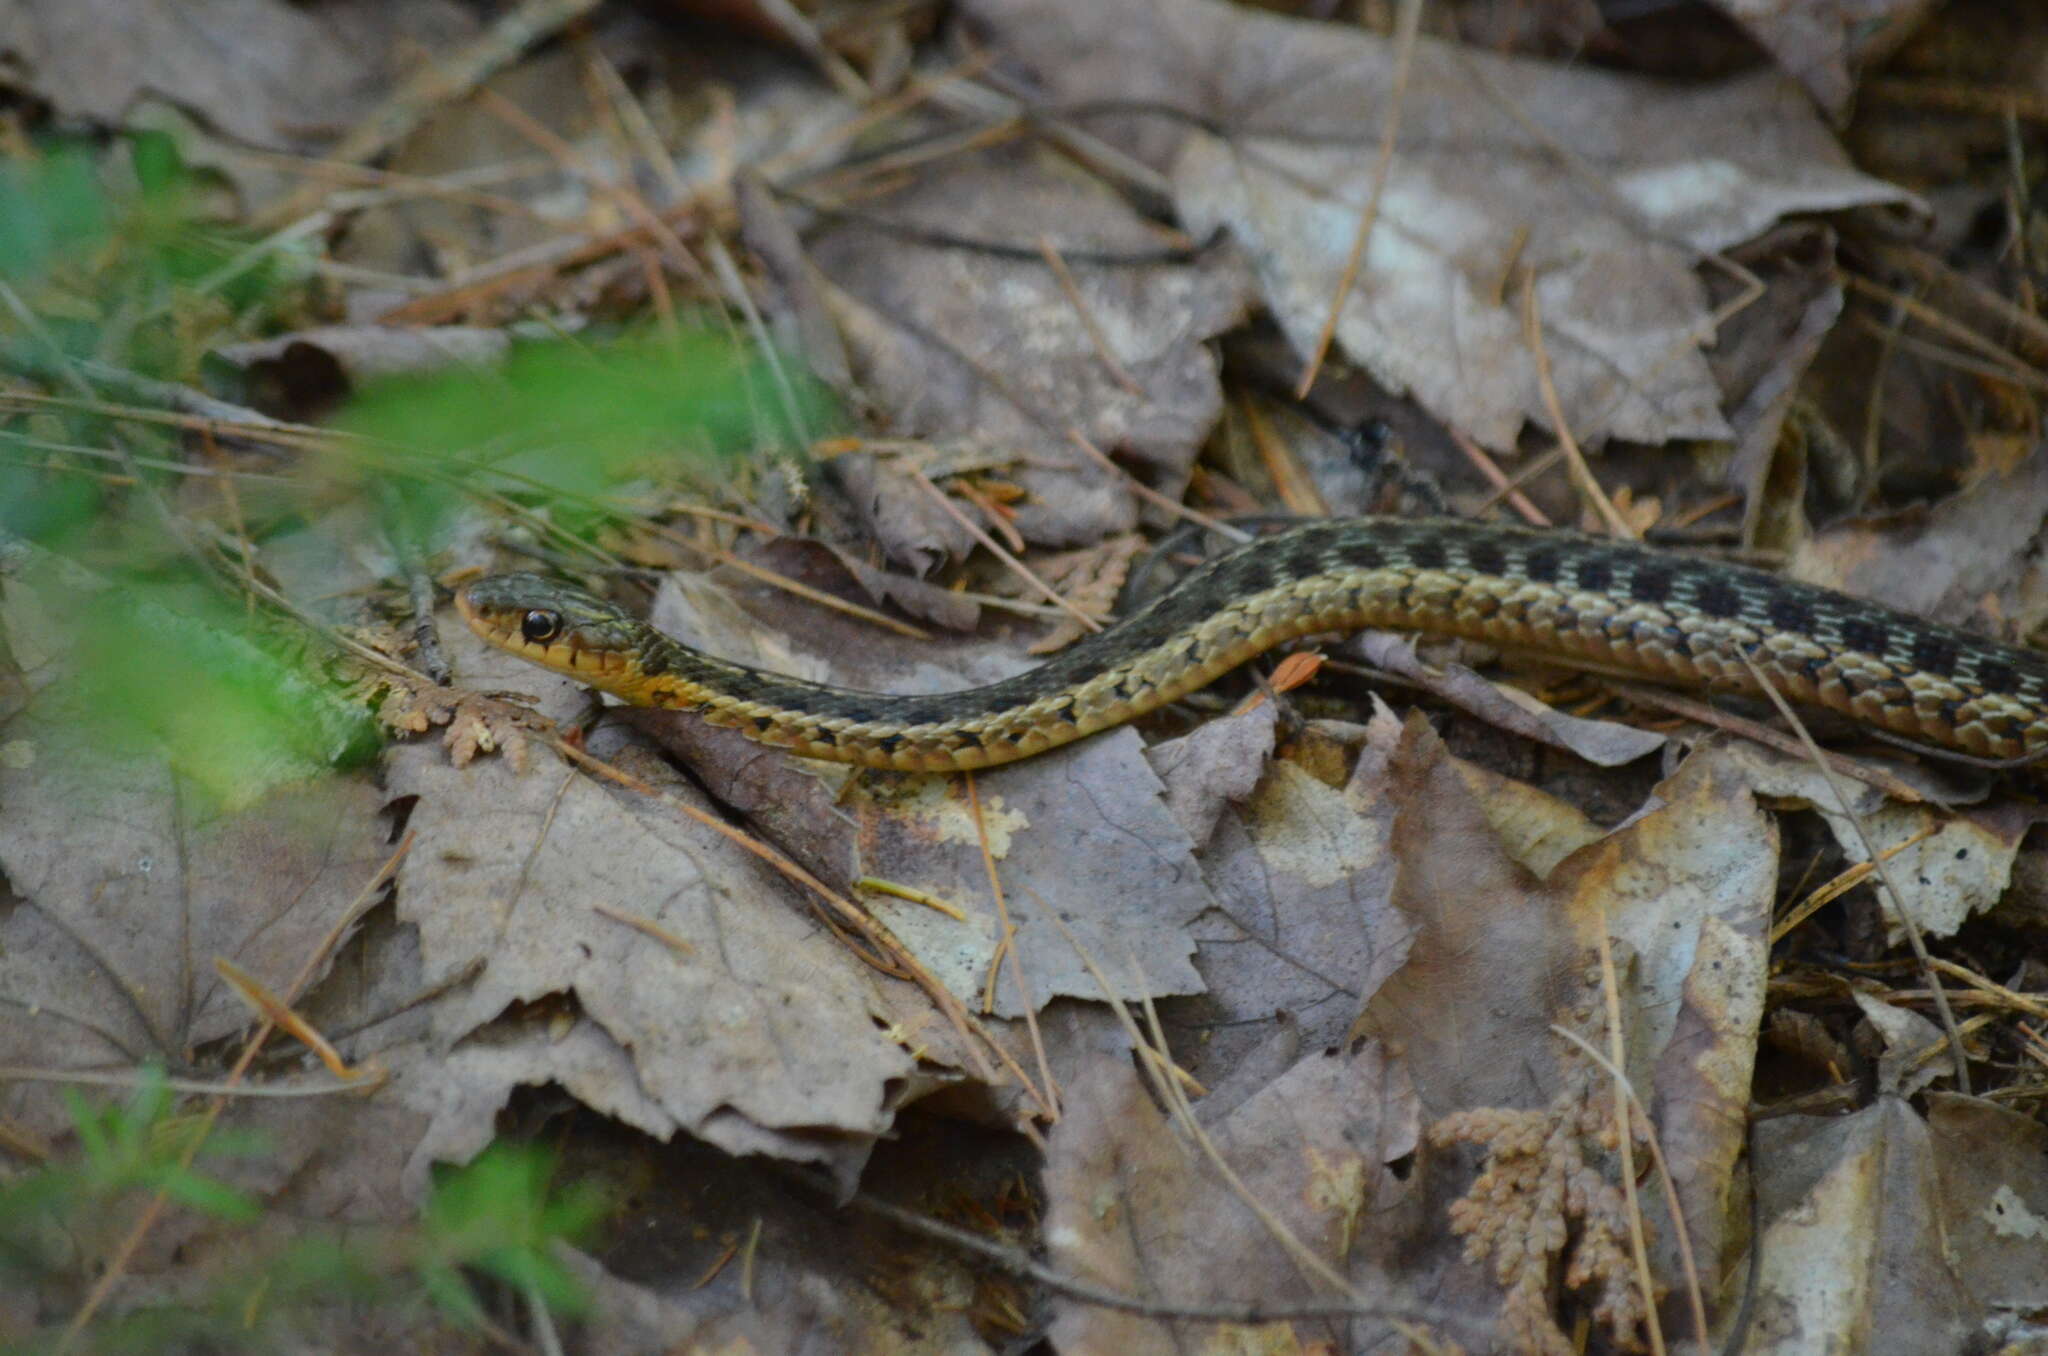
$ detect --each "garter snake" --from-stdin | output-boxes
[457,516,2048,772]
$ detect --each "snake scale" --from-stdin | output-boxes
[458,516,2048,771]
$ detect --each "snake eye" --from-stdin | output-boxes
[519,609,562,644]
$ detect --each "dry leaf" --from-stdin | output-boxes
[1355,721,1774,1337]
[1043,1039,1424,1354]
[969,0,1910,449]
[383,734,916,1184]
[0,733,390,1137]
[805,143,1255,547]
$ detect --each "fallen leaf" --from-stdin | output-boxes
[0,729,390,1138]
[1748,1098,1973,1354]
[1720,741,2043,942]
[613,571,1223,1018]
[383,731,917,1183]
[1169,705,1411,1085]
[1352,630,1667,767]
[1043,1039,1425,1354]
[1789,439,2048,628]
[966,0,1909,449]
[1709,0,1935,118]
[0,0,478,154]
[1355,722,1775,1340]
[804,143,1255,547]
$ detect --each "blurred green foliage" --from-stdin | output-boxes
[341,325,830,554]
[417,1142,608,1326]
[1,1075,604,1352]
[57,583,383,804]
[0,138,828,803]
[0,146,109,284]
[0,1070,261,1267]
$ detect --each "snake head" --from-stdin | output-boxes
[456,573,649,683]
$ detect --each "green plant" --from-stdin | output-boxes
[1,1075,607,1352]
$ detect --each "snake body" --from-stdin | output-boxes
[458,517,2048,771]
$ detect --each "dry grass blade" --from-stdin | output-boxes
[0,1068,372,1099]
[1520,273,1638,539]
[213,958,372,1082]
[1772,824,1943,945]
[1064,428,1249,541]
[656,525,932,640]
[966,774,1061,1121]
[1590,927,1709,1352]
[1039,911,1382,1305]
[911,470,1103,630]
[541,732,1057,1125]
[1451,428,1552,526]
[1731,650,1972,1092]
[1295,0,1426,397]
[1602,681,1932,805]
[252,0,606,232]
[1038,234,1144,396]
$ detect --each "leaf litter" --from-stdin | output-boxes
[5,0,2048,1350]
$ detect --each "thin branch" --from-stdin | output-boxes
[827,1182,1475,1332]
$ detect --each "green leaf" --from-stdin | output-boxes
[129,131,186,201]
[58,579,382,807]
[0,146,108,282]
[418,1262,487,1328]
[63,1087,111,1164]
[149,1168,262,1224]
[337,328,832,552]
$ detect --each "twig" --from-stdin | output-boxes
[408,566,452,685]
[825,1182,1474,1331]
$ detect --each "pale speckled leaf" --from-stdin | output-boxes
[382,732,915,1177]
[1719,741,2044,941]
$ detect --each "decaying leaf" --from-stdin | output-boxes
[381,734,919,1185]
[968,0,1909,450]
[0,729,391,1137]
[1043,1037,1425,1354]
[806,143,1256,547]
[1355,721,1774,1341]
